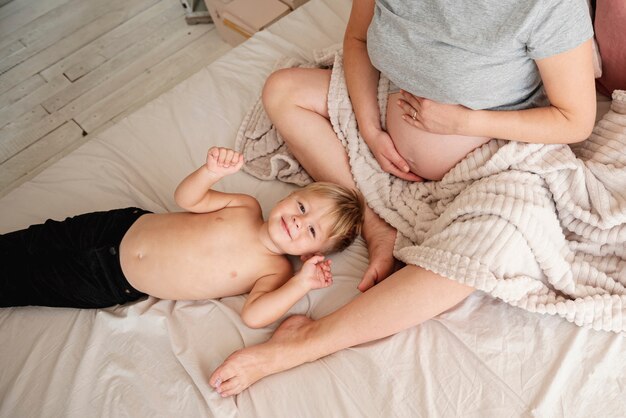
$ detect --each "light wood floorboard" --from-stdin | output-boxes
[0,0,232,197]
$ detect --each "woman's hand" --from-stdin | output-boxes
[398,90,471,136]
[362,129,423,182]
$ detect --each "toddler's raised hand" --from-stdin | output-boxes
[206,147,244,177]
[298,254,333,290]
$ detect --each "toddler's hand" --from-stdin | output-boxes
[206,147,244,177]
[298,254,332,290]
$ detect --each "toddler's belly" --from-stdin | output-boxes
[119,212,256,300]
[386,92,491,181]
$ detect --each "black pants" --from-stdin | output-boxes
[0,207,149,309]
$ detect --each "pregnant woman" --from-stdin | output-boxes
[210,0,596,396]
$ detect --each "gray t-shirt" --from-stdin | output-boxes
[367,0,593,110]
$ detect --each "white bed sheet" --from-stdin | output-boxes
[0,1,624,417]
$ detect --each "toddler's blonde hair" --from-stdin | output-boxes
[298,181,365,253]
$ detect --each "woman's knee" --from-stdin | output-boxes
[262,68,300,112]
[262,68,330,114]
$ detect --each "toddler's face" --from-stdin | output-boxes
[267,191,336,256]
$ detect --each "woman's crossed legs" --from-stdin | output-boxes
[209,68,474,396]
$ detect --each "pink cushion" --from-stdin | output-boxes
[595,1,626,96]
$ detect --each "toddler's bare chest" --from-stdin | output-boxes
[196,211,268,271]
[201,211,259,248]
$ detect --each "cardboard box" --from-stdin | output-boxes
[205,0,290,46]
[280,0,308,9]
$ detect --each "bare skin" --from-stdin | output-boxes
[210,265,474,396]
[209,0,596,397]
[208,65,477,397]
[121,147,339,329]
[386,91,491,181]
[121,209,286,300]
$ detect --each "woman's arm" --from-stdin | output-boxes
[343,0,381,139]
[344,0,420,181]
[400,40,596,144]
[469,39,596,143]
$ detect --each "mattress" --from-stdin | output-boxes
[0,1,624,417]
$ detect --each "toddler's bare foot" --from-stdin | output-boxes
[209,315,314,397]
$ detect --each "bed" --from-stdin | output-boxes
[1,1,624,417]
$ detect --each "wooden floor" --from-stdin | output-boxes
[0,0,232,198]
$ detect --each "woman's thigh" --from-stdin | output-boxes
[386,92,491,180]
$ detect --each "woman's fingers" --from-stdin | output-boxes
[397,92,427,128]
[400,90,422,109]
[394,170,424,182]
[382,155,423,181]
[383,145,411,173]
[397,98,422,121]
[369,130,424,181]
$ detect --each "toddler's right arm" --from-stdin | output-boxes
[174,147,253,213]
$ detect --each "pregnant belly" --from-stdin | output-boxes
[386,92,491,181]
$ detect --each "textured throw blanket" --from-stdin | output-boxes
[235,49,626,333]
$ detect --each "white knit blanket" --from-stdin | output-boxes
[235,50,626,333]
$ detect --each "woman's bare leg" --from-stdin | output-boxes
[209,69,473,396]
[209,265,474,396]
[261,67,395,289]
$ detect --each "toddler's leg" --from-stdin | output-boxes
[0,208,147,308]
[0,229,92,307]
